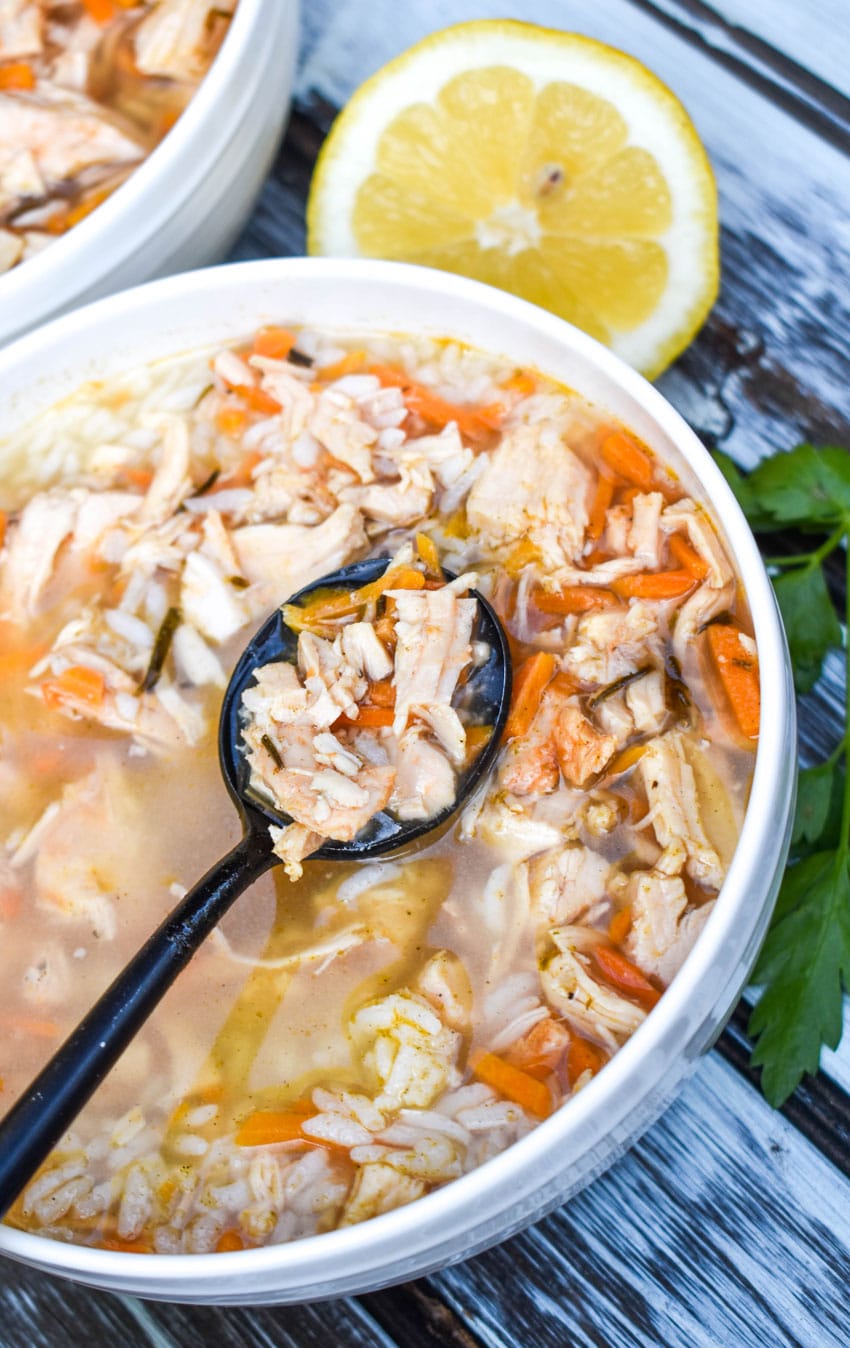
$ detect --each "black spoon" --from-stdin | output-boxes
[0,557,511,1219]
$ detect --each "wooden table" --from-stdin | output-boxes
[4,1,850,1343]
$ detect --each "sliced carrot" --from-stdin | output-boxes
[465,724,493,763]
[318,349,367,381]
[608,905,633,946]
[587,472,616,542]
[215,1229,245,1253]
[566,1037,607,1087]
[284,566,425,631]
[344,705,394,727]
[252,326,296,361]
[503,537,541,578]
[505,651,556,739]
[0,642,47,677]
[370,364,505,442]
[611,569,697,601]
[472,1051,553,1119]
[668,533,709,579]
[99,1237,152,1254]
[41,665,105,711]
[594,945,661,1008]
[501,370,537,397]
[218,448,262,489]
[600,431,655,491]
[415,531,441,578]
[235,1110,316,1147]
[81,0,116,21]
[65,186,112,228]
[0,510,6,547]
[0,61,35,91]
[0,885,22,921]
[124,466,153,490]
[216,404,249,437]
[606,742,647,776]
[505,1016,570,1079]
[365,678,395,708]
[232,384,282,416]
[3,1014,60,1038]
[534,585,619,616]
[705,623,760,739]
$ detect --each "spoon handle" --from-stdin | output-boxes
[0,829,275,1220]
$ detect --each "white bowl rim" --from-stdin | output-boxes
[0,0,273,305]
[0,256,792,1287]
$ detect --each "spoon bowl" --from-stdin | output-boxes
[0,558,511,1217]
[222,556,512,857]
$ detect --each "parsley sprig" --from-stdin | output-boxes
[716,445,850,1106]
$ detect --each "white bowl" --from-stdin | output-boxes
[0,258,795,1303]
[0,0,299,349]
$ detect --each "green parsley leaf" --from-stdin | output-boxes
[772,562,842,693]
[792,762,844,852]
[749,852,850,1106]
[713,450,773,530]
[748,444,850,529]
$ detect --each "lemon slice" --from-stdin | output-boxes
[307,20,718,379]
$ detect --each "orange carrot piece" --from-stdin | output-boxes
[472,1051,553,1119]
[252,326,296,361]
[504,537,541,577]
[3,1014,60,1038]
[370,364,505,441]
[0,885,22,921]
[216,404,249,437]
[41,665,106,711]
[505,1016,570,1079]
[124,466,153,490]
[534,585,618,616]
[566,1037,607,1087]
[345,705,394,727]
[365,678,395,708]
[594,945,662,1008]
[600,431,655,490]
[611,569,697,601]
[668,533,709,578]
[505,651,556,739]
[218,448,262,489]
[501,370,537,397]
[99,1237,153,1254]
[0,61,35,90]
[215,1230,245,1253]
[415,531,441,577]
[606,742,647,777]
[81,0,116,21]
[318,349,367,381]
[587,472,616,542]
[233,384,282,416]
[235,1110,316,1147]
[705,623,760,739]
[284,566,425,631]
[0,510,6,547]
[608,905,633,946]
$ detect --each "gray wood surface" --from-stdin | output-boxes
[4,0,850,1343]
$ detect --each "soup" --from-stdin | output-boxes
[0,0,236,275]
[0,326,758,1253]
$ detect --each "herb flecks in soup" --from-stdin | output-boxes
[0,326,758,1253]
[0,1,235,274]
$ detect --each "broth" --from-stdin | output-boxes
[0,326,758,1252]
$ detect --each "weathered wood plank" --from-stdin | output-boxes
[426,1054,850,1348]
[0,1262,168,1348]
[143,1291,398,1348]
[656,0,850,103]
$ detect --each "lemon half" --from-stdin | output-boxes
[307,21,719,379]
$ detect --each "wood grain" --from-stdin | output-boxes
[6,2,850,1344]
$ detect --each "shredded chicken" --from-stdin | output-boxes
[625,870,716,984]
[638,734,725,891]
[467,425,592,569]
